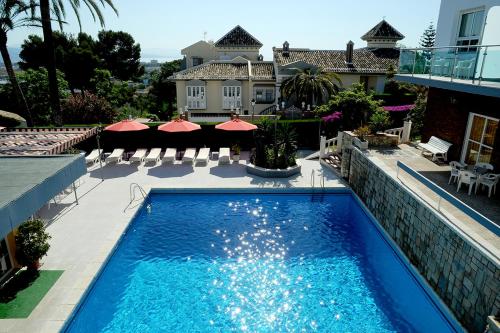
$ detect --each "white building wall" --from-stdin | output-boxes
[435,0,500,47]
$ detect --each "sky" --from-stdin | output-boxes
[7,0,442,62]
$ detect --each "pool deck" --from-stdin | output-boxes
[0,153,345,332]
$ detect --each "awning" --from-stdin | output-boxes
[0,154,86,239]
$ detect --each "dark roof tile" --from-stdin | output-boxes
[273,48,399,74]
[361,20,404,40]
[215,25,263,47]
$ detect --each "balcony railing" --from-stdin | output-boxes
[398,45,500,85]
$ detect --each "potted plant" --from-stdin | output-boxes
[231,143,241,162]
[353,126,371,150]
[15,219,51,273]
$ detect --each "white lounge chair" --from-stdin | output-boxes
[85,149,101,165]
[162,148,177,164]
[145,148,162,164]
[130,149,147,163]
[219,148,230,165]
[182,148,197,164]
[195,148,210,165]
[417,136,452,162]
[105,148,124,164]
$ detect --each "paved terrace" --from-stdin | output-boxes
[0,153,345,333]
[366,144,499,258]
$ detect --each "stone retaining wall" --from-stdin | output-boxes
[345,147,499,333]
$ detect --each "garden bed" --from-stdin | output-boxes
[246,162,301,178]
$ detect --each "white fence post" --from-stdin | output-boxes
[336,132,344,154]
[320,136,326,157]
[402,120,412,143]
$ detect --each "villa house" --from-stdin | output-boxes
[171,21,404,122]
[273,20,404,105]
[396,0,500,168]
[171,26,275,122]
[181,25,264,69]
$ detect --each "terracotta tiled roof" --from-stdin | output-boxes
[170,61,274,80]
[215,25,263,47]
[273,48,399,74]
[361,20,404,40]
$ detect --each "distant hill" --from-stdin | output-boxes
[0,47,22,64]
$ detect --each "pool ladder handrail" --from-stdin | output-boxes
[124,183,148,212]
[310,170,325,191]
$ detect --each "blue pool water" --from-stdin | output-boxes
[65,193,458,333]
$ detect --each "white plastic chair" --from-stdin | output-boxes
[457,170,477,195]
[476,174,500,198]
[454,60,474,79]
[474,162,494,172]
[162,148,177,164]
[449,161,466,184]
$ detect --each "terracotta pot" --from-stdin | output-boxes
[27,260,40,272]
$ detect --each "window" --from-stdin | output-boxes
[462,113,498,165]
[186,85,206,109]
[222,86,241,109]
[254,87,275,104]
[192,57,203,67]
[456,9,485,49]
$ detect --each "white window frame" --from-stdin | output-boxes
[455,8,485,47]
[254,87,275,104]
[222,86,241,109]
[461,112,499,164]
[186,85,206,109]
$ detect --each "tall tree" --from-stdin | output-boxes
[280,68,342,107]
[419,22,436,48]
[96,30,143,81]
[149,59,182,119]
[0,0,35,125]
[37,0,117,125]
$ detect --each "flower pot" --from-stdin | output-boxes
[353,137,369,150]
[232,154,240,162]
[27,260,41,273]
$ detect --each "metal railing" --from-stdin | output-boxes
[396,161,499,237]
[398,44,500,85]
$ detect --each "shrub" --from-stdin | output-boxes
[63,91,117,124]
[353,126,371,141]
[15,219,51,272]
[369,110,391,133]
[253,119,298,169]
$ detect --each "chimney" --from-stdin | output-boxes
[346,40,354,64]
[283,41,290,57]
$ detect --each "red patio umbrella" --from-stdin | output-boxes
[157,118,201,133]
[104,119,149,132]
[215,117,257,131]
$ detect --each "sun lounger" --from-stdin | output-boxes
[182,148,197,164]
[85,149,100,164]
[145,148,162,164]
[130,149,147,163]
[219,148,230,165]
[195,148,210,165]
[162,148,177,163]
[105,148,124,164]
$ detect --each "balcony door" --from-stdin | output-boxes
[461,113,498,165]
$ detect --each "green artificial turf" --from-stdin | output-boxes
[0,270,64,318]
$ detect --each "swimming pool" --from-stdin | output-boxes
[65,191,460,332]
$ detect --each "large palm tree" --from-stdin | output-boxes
[0,0,36,125]
[280,68,342,107]
[37,0,117,125]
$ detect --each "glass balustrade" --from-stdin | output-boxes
[398,45,500,85]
